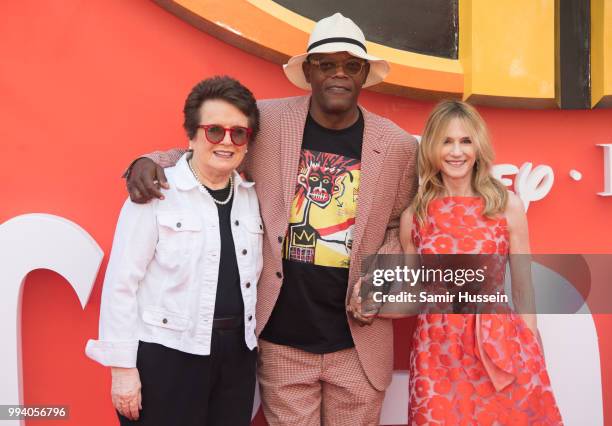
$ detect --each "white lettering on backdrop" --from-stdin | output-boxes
[597,144,612,196]
[0,214,103,426]
[492,163,555,211]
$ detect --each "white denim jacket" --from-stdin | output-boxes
[86,153,262,367]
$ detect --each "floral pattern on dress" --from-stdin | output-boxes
[408,196,563,426]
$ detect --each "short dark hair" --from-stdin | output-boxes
[183,76,260,140]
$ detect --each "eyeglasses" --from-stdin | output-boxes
[308,58,368,76]
[198,124,252,146]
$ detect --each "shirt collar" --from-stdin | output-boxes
[173,152,255,191]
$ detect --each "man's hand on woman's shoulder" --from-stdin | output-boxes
[126,158,169,203]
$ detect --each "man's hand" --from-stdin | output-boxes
[127,158,169,203]
[111,367,142,421]
[347,278,376,326]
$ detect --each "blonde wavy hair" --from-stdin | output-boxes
[413,100,508,225]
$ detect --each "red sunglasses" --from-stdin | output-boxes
[198,124,252,146]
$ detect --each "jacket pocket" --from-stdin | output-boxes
[142,307,191,331]
[157,212,202,232]
[244,216,264,234]
[243,215,264,277]
[244,215,264,253]
[156,211,202,268]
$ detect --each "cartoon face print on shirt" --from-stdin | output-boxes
[284,149,360,268]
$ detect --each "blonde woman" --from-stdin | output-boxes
[356,100,563,424]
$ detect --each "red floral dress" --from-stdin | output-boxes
[409,196,563,426]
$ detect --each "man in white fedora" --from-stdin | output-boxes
[126,12,418,425]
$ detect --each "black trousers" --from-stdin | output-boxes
[118,327,257,426]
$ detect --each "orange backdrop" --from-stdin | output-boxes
[1,0,611,425]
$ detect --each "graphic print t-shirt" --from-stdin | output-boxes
[260,111,363,353]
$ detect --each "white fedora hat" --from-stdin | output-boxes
[283,13,390,90]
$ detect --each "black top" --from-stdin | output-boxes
[261,111,364,353]
[207,181,244,319]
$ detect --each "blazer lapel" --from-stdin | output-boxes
[280,96,310,216]
[351,107,389,259]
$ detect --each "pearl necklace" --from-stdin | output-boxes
[188,159,234,205]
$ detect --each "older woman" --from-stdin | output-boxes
[86,76,263,425]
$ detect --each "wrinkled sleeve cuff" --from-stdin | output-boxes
[85,339,139,368]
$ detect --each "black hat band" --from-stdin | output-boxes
[307,37,367,53]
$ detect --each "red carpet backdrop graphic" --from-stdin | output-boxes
[0,0,611,425]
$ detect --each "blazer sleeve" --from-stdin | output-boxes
[85,197,158,367]
[122,148,187,178]
[375,133,419,255]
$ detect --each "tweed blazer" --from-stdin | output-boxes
[147,95,418,391]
